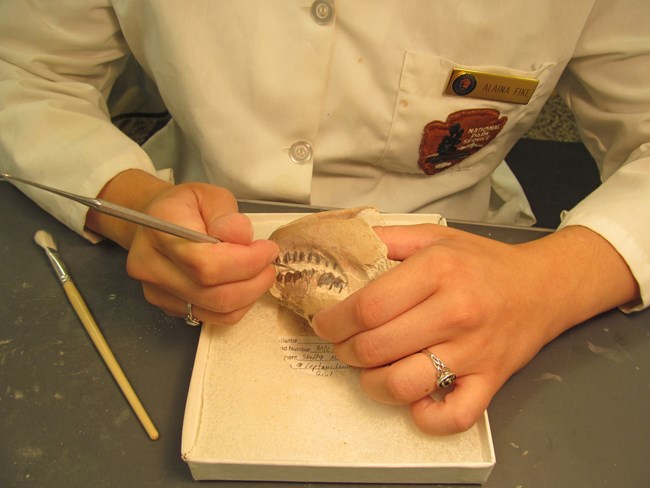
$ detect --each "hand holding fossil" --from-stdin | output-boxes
[267,207,638,437]
[309,222,638,435]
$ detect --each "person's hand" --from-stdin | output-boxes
[312,223,639,435]
[86,170,279,325]
[126,183,279,325]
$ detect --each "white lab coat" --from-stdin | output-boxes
[0,0,648,310]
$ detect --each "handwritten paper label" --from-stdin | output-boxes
[278,336,350,377]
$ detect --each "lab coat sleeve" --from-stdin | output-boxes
[556,0,650,311]
[0,0,159,239]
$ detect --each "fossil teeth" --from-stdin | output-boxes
[268,206,398,325]
[316,272,345,292]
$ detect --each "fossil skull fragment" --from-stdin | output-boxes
[268,207,398,323]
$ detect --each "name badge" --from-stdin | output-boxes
[444,68,539,105]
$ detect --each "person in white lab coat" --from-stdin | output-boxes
[0,1,648,434]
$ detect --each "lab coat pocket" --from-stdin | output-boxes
[378,52,558,176]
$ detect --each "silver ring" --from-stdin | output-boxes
[421,349,456,389]
[185,303,202,327]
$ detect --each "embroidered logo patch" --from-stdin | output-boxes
[418,109,507,175]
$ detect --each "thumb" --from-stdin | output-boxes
[374,223,455,261]
[184,183,254,245]
[206,212,255,245]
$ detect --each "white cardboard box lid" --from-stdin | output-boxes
[181,213,495,484]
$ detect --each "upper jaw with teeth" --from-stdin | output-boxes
[268,207,398,324]
[275,249,348,300]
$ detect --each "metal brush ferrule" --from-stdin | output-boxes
[44,247,70,283]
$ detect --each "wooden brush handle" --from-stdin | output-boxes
[62,281,159,440]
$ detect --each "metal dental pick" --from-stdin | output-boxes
[1,171,221,243]
[1,171,291,267]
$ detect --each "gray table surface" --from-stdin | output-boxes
[1,183,648,488]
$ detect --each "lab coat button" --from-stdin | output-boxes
[310,0,335,25]
[289,141,313,164]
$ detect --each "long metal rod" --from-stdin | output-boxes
[1,171,221,243]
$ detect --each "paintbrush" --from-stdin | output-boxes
[34,230,159,441]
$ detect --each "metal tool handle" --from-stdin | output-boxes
[92,199,220,243]
[1,172,220,244]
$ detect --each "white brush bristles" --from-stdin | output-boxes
[34,229,58,251]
